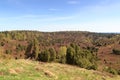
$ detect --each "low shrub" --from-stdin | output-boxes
[112,49,120,55]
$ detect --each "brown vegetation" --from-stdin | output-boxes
[0,31,120,75]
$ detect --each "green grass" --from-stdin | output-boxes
[0,59,119,80]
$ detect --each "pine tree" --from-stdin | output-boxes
[49,48,56,61]
[25,38,40,60]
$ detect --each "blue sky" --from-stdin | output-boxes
[0,0,120,32]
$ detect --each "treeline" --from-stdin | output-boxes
[25,39,98,70]
[66,44,97,70]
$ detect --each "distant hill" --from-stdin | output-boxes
[0,31,120,75]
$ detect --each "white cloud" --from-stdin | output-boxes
[18,14,48,18]
[1,14,75,21]
[7,0,21,5]
[41,21,120,32]
[39,16,74,21]
[68,0,79,4]
[48,8,58,11]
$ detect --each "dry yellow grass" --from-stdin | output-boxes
[0,59,119,80]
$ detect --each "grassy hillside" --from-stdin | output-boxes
[0,59,119,80]
[0,31,120,75]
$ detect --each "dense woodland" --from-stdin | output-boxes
[0,31,120,75]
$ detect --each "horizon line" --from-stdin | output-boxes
[0,29,120,34]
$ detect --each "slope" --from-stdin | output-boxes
[0,59,119,80]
